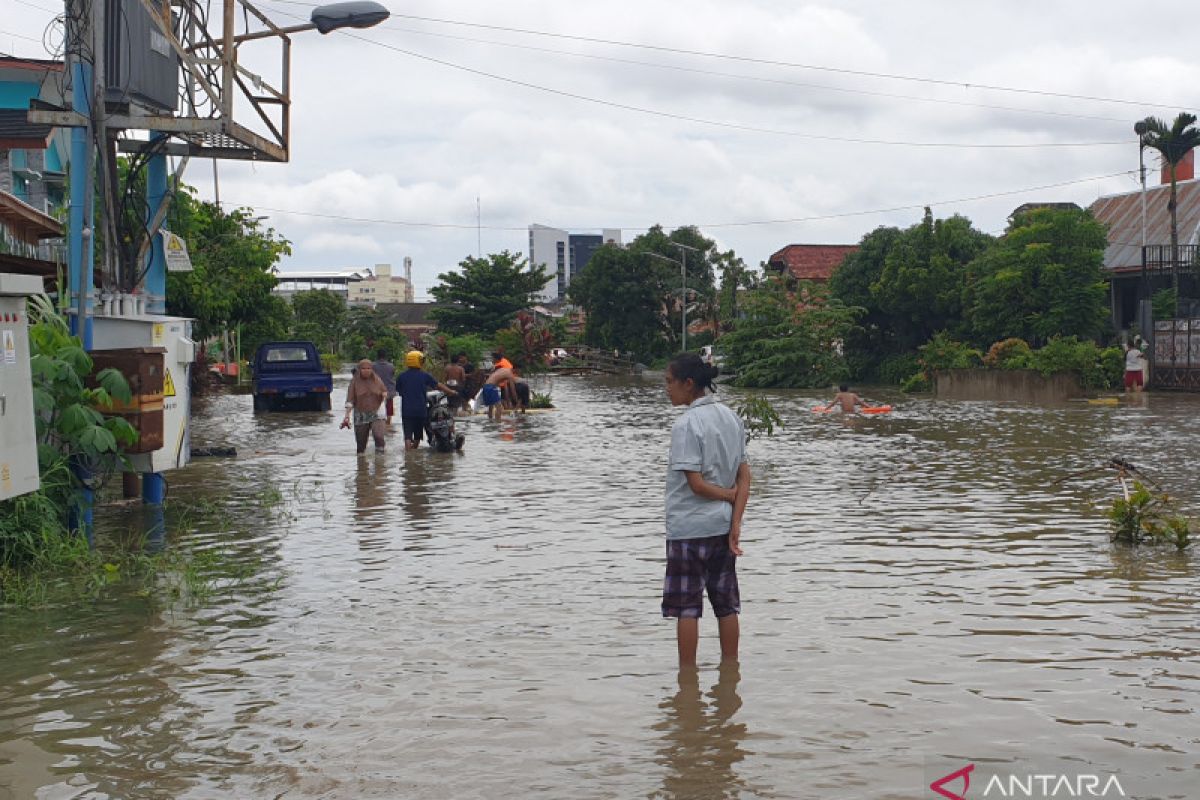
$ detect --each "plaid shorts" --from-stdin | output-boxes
[662,534,740,619]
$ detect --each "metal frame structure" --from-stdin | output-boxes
[32,0,294,163]
[1143,244,1200,389]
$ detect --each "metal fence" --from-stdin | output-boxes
[1151,318,1200,390]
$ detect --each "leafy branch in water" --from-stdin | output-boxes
[1108,481,1192,550]
[735,395,783,439]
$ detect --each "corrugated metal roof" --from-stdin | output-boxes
[1088,179,1200,272]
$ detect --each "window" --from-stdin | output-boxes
[265,346,310,362]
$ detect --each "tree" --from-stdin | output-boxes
[1138,113,1200,313]
[165,198,291,344]
[568,244,663,358]
[429,250,548,336]
[828,225,905,376]
[871,208,993,350]
[291,289,347,355]
[967,207,1110,346]
[343,305,406,360]
[721,277,862,388]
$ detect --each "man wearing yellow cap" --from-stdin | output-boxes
[395,350,459,449]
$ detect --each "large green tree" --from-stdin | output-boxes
[828,225,905,375]
[871,208,993,350]
[569,225,725,357]
[429,250,548,336]
[721,278,862,388]
[567,244,663,357]
[1138,112,1200,312]
[165,197,291,344]
[291,289,347,355]
[966,207,1110,346]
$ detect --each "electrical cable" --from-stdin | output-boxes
[289,23,1132,150]
[226,169,1134,233]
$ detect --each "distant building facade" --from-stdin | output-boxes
[765,244,859,282]
[347,259,415,306]
[273,268,365,301]
[528,224,622,302]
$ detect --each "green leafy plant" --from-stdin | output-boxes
[982,337,1033,369]
[1108,481,1192,549]
[877,352,921,386]
[529,391,555,409]
[1027,336,1120,390]
[918,331,982,372]
[900,371,932,393]
[735,395,783,439]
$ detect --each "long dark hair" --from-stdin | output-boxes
[668,352,719,394]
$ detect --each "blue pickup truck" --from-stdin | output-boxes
[252,341,333,412]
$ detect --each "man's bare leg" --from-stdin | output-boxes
[677,618,699,667]
[717,613,739,662]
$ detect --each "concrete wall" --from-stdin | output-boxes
[935,369,1084,403]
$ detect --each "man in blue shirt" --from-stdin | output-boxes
[396,350,459,449]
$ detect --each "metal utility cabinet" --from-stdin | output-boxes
[0,274,43,501]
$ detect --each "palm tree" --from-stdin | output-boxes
[1137,112,1200,314]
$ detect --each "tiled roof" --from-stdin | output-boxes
[766,244,858,281]
[0,108,53,148]
[1088,179,1200,272]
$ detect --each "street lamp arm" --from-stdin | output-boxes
[232,1,390,43]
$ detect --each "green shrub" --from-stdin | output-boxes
[1027,336,1117,390]
[918,331,981,372]
[1108,482,1192,549]
[900,371,932,393]
[983,337,1033,369]
[878,353,921,386]
[1151,287,1176,321]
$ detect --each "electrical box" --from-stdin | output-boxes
[89,347,166,453]
[104,0,179,114]
[0,273,43,501]
[93,315,194,472]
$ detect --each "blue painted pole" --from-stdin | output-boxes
[67,58,94,348]
[142,471,166,505]
[144,133,168,314]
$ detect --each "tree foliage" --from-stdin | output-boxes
[1138,112,1200,311]
[429,251,548,336]
[967,207,1109,346]
[568,225,726,358]
[720,278,862,388]
[291,289,347,355]
[165,195,292,343]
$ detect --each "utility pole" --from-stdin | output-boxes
[673,242,700,352]
[66,0,96,350]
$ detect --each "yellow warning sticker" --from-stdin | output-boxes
[163,367,176,397]
[152,323,165,345]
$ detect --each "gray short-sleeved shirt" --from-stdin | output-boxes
[665,394,747,540]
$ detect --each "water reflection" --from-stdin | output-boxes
[653,663,747,800]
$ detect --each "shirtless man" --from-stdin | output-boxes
[444,353,468,414]
[481,366,515,420]
[823,384,866,413]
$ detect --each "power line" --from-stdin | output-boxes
[304,25,1129,149]
[227,170,1134,233]
[257,1,1193,112]
[384,13,1194,112]
[0,28,44,44]
[340,23,1132,126]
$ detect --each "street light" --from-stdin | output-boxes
[648,250,692,352]
[234,1,391,43]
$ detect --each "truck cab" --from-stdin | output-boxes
[252,341,332,412]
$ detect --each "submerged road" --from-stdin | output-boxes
[2,374,1199,798]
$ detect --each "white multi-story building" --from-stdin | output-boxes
[528,224,622,302]
[347,260,415,307]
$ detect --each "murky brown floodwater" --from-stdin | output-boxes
[2,374,1199,799]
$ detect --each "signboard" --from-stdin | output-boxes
[162,230,193,272]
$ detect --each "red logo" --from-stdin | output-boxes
[930,764,975,800]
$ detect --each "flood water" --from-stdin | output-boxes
[2,374,1199,799]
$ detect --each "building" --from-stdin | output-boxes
[347,259,415,306]
[1089,169,1200,330]
[376,302,442,346]
[765,244,859,281]
[0,56,68,217]
[272,268,365,301]
[1,57,68,284]
[528,224,622,302]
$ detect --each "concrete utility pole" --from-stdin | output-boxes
[66,0,96,349]
[673,242,700,352]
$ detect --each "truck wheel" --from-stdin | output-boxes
[317,394,331,412]
[253,395,269,413]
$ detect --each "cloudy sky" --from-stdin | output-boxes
[4,1,1199,298]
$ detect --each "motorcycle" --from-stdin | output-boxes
[425,389,465,452]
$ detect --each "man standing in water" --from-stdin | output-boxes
[395,350,458,449]
[662,353,752,668]
[372,349,397,425]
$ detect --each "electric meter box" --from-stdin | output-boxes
[0,273,43,501]
[92,315,194,473]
